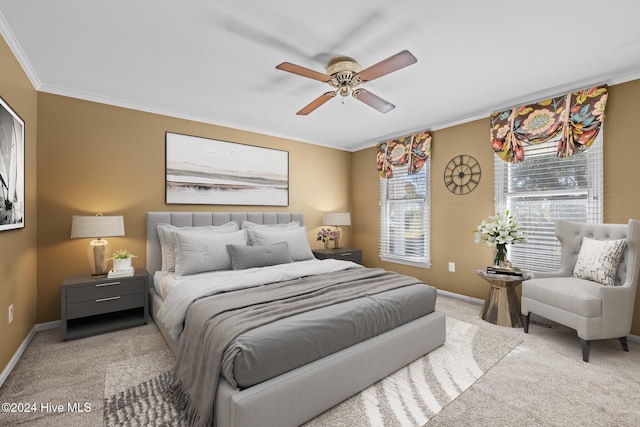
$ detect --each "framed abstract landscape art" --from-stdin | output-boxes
[0,96,25,231]
[165,132,289,206]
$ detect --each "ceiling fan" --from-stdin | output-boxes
[275,50,417,115]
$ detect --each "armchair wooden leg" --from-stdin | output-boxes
[580,339,591,362]
[523,313,530,333]
[620,336,629,352]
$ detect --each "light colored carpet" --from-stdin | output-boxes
[0,323,167,427]
[431,296,640,427]
[101,318,520,426]
[303,318,520,426]
[2,294,640,427]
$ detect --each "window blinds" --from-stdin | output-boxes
[379,163,430,267]
[495,133,603,272]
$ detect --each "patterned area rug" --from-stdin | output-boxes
[103,318,521,427]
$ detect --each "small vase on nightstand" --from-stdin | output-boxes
[323,240,330,250]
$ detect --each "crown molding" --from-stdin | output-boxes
[0,11,41,89]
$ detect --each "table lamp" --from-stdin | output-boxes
[323,212,351,249]
[71,213,125,276]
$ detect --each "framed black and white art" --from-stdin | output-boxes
[0,96,25,231]
[165,132,289,206]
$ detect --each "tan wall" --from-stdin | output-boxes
[36,93,352,323]
[353,79,640,335]
[353,118,495,300]
[0,36,38,373]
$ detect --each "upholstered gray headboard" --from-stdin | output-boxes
[146,212,304,277]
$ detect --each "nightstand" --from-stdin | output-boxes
[313,248,362,265]
[60,269,149,340]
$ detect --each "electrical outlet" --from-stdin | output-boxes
[448,262,455,272]
[8,304,13,323]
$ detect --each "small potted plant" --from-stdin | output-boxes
[109,249,137,271]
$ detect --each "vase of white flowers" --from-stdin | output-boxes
[473,211,526,267]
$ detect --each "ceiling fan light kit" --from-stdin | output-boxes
[276,50,417,115]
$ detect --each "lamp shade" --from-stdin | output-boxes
[71,215,125,238]
[323,212,351,226]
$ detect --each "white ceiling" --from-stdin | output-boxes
[1,1,640,152]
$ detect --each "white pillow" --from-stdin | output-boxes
[573,237,627,286]
[249,226,314,261]
[157,222,239,272]
[173,229,247,276]
[241,220,300,245]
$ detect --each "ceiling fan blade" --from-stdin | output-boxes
[276,62,331,82]
[357,50,417,82]
[352,89,395,113]
[297,91,337,115]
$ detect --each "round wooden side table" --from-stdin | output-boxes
[476,268,532,328]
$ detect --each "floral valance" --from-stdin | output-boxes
[377,130,432,178]
[490,85,608,163]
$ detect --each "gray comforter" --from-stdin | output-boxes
[221,282,436,388]
[168,267,427,426]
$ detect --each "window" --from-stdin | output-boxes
[379,162,430,267]
[494,132,603,272]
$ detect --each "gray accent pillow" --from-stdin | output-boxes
[573,237,627,286]
[249,226,315,261]
[157,222,239,272]
[173,229,247,276]
[227,242,294,270]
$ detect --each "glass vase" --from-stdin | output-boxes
[494,243,507,267]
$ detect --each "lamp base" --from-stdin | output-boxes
[88,238,110,276]
[334,227,342,249]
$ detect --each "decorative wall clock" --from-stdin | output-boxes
[444,154,481,195]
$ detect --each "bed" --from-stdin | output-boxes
[146,211,446,427]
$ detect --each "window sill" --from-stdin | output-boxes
[380,255,430,269]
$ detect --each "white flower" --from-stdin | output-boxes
[472,210,526,247]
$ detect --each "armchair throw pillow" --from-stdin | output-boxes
[572,237,626,286]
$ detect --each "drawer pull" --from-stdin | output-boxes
[95,282,120,287]
[340,252,352,256]
[95,296,121,303]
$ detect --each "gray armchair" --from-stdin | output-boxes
[521,219,640,362]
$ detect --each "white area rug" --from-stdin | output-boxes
[304,318,522,426]
[103,318,521,426]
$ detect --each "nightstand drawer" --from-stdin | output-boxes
[313,248,362,265]
[66,293,145,320]
[335,251,358,261]
[66,278,145,303]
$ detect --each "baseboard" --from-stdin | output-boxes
[0,320,61,389]
[437,288,484,305]
[0,325,36,389]
[36,320,61,331]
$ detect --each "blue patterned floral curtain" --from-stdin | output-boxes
[377,130,432,178]
[490,85,608,163]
